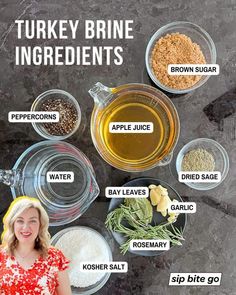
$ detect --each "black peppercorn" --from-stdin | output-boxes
[40,98,78,136]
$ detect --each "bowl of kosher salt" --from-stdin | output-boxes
[176,138,229,190]
[51,226,113,295]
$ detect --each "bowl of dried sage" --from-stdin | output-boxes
[176,138,229,190]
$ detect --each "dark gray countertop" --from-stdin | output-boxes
[0,1,236,294]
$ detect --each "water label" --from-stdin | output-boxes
[179,172,221,183]
[109,122,153,133]
[80,262,128,273]
[130,239,170,251]
[168,64,219,75]
[46,172,74,183]
[105,186,149,198]
[169,273,222,286]
[168,202,196,213]
[8,111,59,123]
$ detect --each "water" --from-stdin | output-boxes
[39,155,90,207]
[20,154,90,208]
[11,141,99,226]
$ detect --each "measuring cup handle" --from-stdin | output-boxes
[88,82,113,106]
[158,153,173,166]
[0,169,20,186]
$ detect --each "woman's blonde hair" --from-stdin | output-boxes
[1,196,51,257]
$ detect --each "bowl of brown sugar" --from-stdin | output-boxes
[145,21,216,94]
[31,89,81,140]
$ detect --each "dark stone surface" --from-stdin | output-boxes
[0,0,236,294]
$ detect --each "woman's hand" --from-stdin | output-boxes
[56,269,72,295]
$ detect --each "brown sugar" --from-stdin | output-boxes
[151,32,206,89]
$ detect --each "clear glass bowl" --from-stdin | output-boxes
[89,82,180,172]
[51,225,113,295]
[31,89,81,140]
[145,21,217,94]
[10,141,100,226]
[176,138,229,190]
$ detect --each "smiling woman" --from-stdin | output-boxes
[0,196,72,295]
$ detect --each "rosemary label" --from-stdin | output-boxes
[130,239,170,251]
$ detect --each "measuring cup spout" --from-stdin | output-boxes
[157,153,173,166]
[88,82,113,106]
[0,169,20,187]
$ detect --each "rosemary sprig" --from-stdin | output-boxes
[105,204,184,255]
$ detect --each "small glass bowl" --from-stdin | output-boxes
[51,226,113,295]
[145,21,217,94]
[176,138,229,190]
[31,89,81,140]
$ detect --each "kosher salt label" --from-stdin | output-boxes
[167,64,219,75]
[46,172,74,183]
[109,122,153,133]
[8,111,59,123]
[105,187,149,198]
[168,201,196,214]
[80,262,128,273]
[130,239,170,251]
[179,171,221,183]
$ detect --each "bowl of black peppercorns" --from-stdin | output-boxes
[31,89,81,140]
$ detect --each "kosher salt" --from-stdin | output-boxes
[55,228,110,288]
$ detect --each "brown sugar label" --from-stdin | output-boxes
[168,64,219,75]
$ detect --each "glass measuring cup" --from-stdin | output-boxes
[0,141,100,226]
[89,82,180,172]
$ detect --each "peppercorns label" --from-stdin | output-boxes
[109,122,153,133]
[178,171,221,183]
[168,64,219,75]
[105,186,149,198]
[8,111,59,123]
